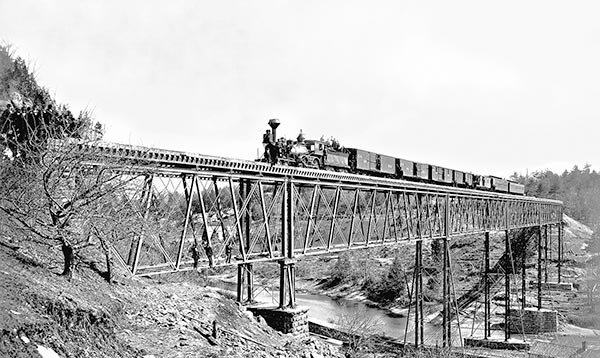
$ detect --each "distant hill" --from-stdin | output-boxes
[512,167,600,235]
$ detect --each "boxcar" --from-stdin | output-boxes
[348,148,394,175]
[397,158,415,178]
[454,170,466,186]
[508,181,525,195]
[430,165,444,183]
[348,148,371,172]
[443,168,453,184]
[475,175,492,190]
[379,154,396,175]
[490,176,509,193]
[414,163,429,180]
[430,165,452,184]
[464,173,474,188]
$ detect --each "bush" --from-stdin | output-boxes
[364,256,407,304]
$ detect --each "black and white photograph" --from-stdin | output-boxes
[0,1,599,357]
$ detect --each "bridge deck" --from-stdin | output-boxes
[51,139,562,276]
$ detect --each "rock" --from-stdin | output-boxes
[310,352,324,358]
[19,335,30,344]
[36,345,61,358]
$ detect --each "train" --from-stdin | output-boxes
[260,119,525,195]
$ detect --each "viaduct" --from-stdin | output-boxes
[69,140,564,349]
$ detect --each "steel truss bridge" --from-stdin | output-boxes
[78,141,564,348]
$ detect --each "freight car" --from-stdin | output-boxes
[260,120,525,195]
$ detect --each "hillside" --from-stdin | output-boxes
[0,44,342,358]
[0,238,341,358]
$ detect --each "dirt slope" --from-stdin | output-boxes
[0,240,341,358]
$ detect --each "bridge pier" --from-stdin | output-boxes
[558,218,563,283]
[544,225,549,283]
[442,236,450,347]
[278,258,296,308]
[442,194,451,348]
[508,308,558,333]
[537,225,543,309]
[236,263,254,304]
[484,231,490,339]
[504,229,511,342]
[521,240,527,310]
[414,240,424,347]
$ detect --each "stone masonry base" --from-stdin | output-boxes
[247,306,309,338]
[509,308,558,334]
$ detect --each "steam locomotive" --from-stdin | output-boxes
[261,119,525,195]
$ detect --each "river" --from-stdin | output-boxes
[212,279,438,341]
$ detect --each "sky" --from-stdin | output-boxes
[1,1,599,178]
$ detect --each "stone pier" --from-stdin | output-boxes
[247,306,309,338]
[508,308,558,333]
[529,280,574,291]
[464,338,530,351]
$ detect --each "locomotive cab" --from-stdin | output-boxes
[304,140,325,156]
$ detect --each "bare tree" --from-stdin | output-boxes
[335,304,382,356]
[0,131,146,281]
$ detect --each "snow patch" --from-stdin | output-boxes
[36,345,61,358]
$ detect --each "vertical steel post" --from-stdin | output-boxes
[504,229,511,341]
[237,264,244,303]
[279,261,287,309]
[537,226,543,310]
[288,262,296,308]
[281,180,288,258]
[443,237,447,346]
[212,178,228,249]
[414,240,421,347]
[286,181,296,308]
[558,220,563,283]
[244,180,252,262]
[484,232,490,339]
[279,180,288,308]
[521,244,527,310]
[288,181,294,259]
[242,180,254,303]
[278,180,296,309]
[419,243,424,346]
[246,263,254,303]
[443,194,450,347]
[544,225,549,283]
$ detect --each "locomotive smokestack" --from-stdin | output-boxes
[268,119,280,142]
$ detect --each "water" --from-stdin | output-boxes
[296,293,409,339]
[212,279,427,341]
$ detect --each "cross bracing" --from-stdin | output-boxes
[60,140,561,276]
[57,140,566,348]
